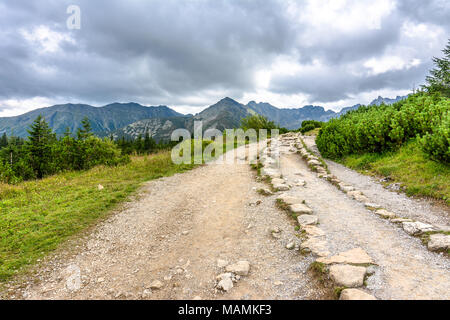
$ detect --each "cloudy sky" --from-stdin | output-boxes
[0,0,449,116]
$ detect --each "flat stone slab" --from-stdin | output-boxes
[340,289,377,300]
[277,194,303,205]
[364,203,381,209]
[260,168,281,178]
[273,183,290,191]
[307,160,321,167]
[290,204,313,215]
[428,234,450,252]
[317,248,374,265]
[391,218,413,223]
[402,221,435,235]
[271,178,286,185]
[329,264,367,288]
[301,238,329,257]
[297,214,318,226]
[375,209,397,219]
[302,226,325,237]
[225,261,250,276]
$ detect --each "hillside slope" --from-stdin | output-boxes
[0,103,181,137]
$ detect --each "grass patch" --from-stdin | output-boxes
[304,128,321,136]
[0,152,196,282]
[339,139,450,205]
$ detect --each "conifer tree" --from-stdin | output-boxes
[26,115,53,178]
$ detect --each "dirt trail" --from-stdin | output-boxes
[3,138,449,300]
[5,145,324,300]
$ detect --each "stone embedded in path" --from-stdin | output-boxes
[290,204,313,215]
[273,183,290,191]
[297,214,319,227]
[286,242,295,250]
[261,168,281,179]
[302,225,325,237]
[402,221,435,235]
[391,218,413,223]
[347,191,368,202]
[149,280,164,290]
[225,261,250,276]
[340,289,377,300]
[317,248,374,265]
[329,264,367,288]
[301,238,329,257]
[217,259,229,268]
[339,183,354,192]
[427,234,450,252]
[375,209,397,219]
[307,160,321,167]
[364,203,381,210]
[277,194,303,205]
[216,273,234,292]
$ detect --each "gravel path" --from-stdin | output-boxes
[302,135,450,227]
[3,145,326,300]
[287,135,450,299]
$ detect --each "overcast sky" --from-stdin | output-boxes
[0,0,449,116]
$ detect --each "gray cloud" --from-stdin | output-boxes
[0,0,448,113]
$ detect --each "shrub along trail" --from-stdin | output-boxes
[2,138,449,300]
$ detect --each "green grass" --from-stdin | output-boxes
[339,139,450,205]
[0,136,255,282]
[0,152,196,282]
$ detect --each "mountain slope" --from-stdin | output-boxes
[0,103,181,137]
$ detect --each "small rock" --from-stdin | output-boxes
[375,209,396,219]
[402,221,435,235]
[182,231,189,235]
[216,273,234,292]
[226,261,250,276]
[364,203,381,210]
[340,289,377,300]
[273,183,290,191]
[317,248,374,265]
[297,214,318,227]
[286,242,295,250]
[301,238,329,257]
[217,259,229,268]
[302,225,325,237]
[277,194,303,205]
[329,264,367,288]
[97,184,104,191]
[427,234,450,252]
[290,204,313,215]
[391,218,413,223]
[142,289,152,299]
[274,281,283,286]
[149,280,164,290]
[163,275,172,281]
[97,277,105,283]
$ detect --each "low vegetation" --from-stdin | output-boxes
[0,152,196,281]
[316,41,449,203]
[340,139,450,204]
[298,120,323,134]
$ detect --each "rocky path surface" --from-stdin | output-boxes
[261,134,449,300]
[3,135,449,300]
[3,145,326,300]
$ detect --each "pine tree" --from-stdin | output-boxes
[425,39,450,97]
[77,117,93,140]
[0,132,7,148]
[26,115,53,179]
[144,130,156,153]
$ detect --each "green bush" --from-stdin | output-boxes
[419,110,449,163]
[316,92,450,164]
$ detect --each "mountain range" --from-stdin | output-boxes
[0,95,408,141]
